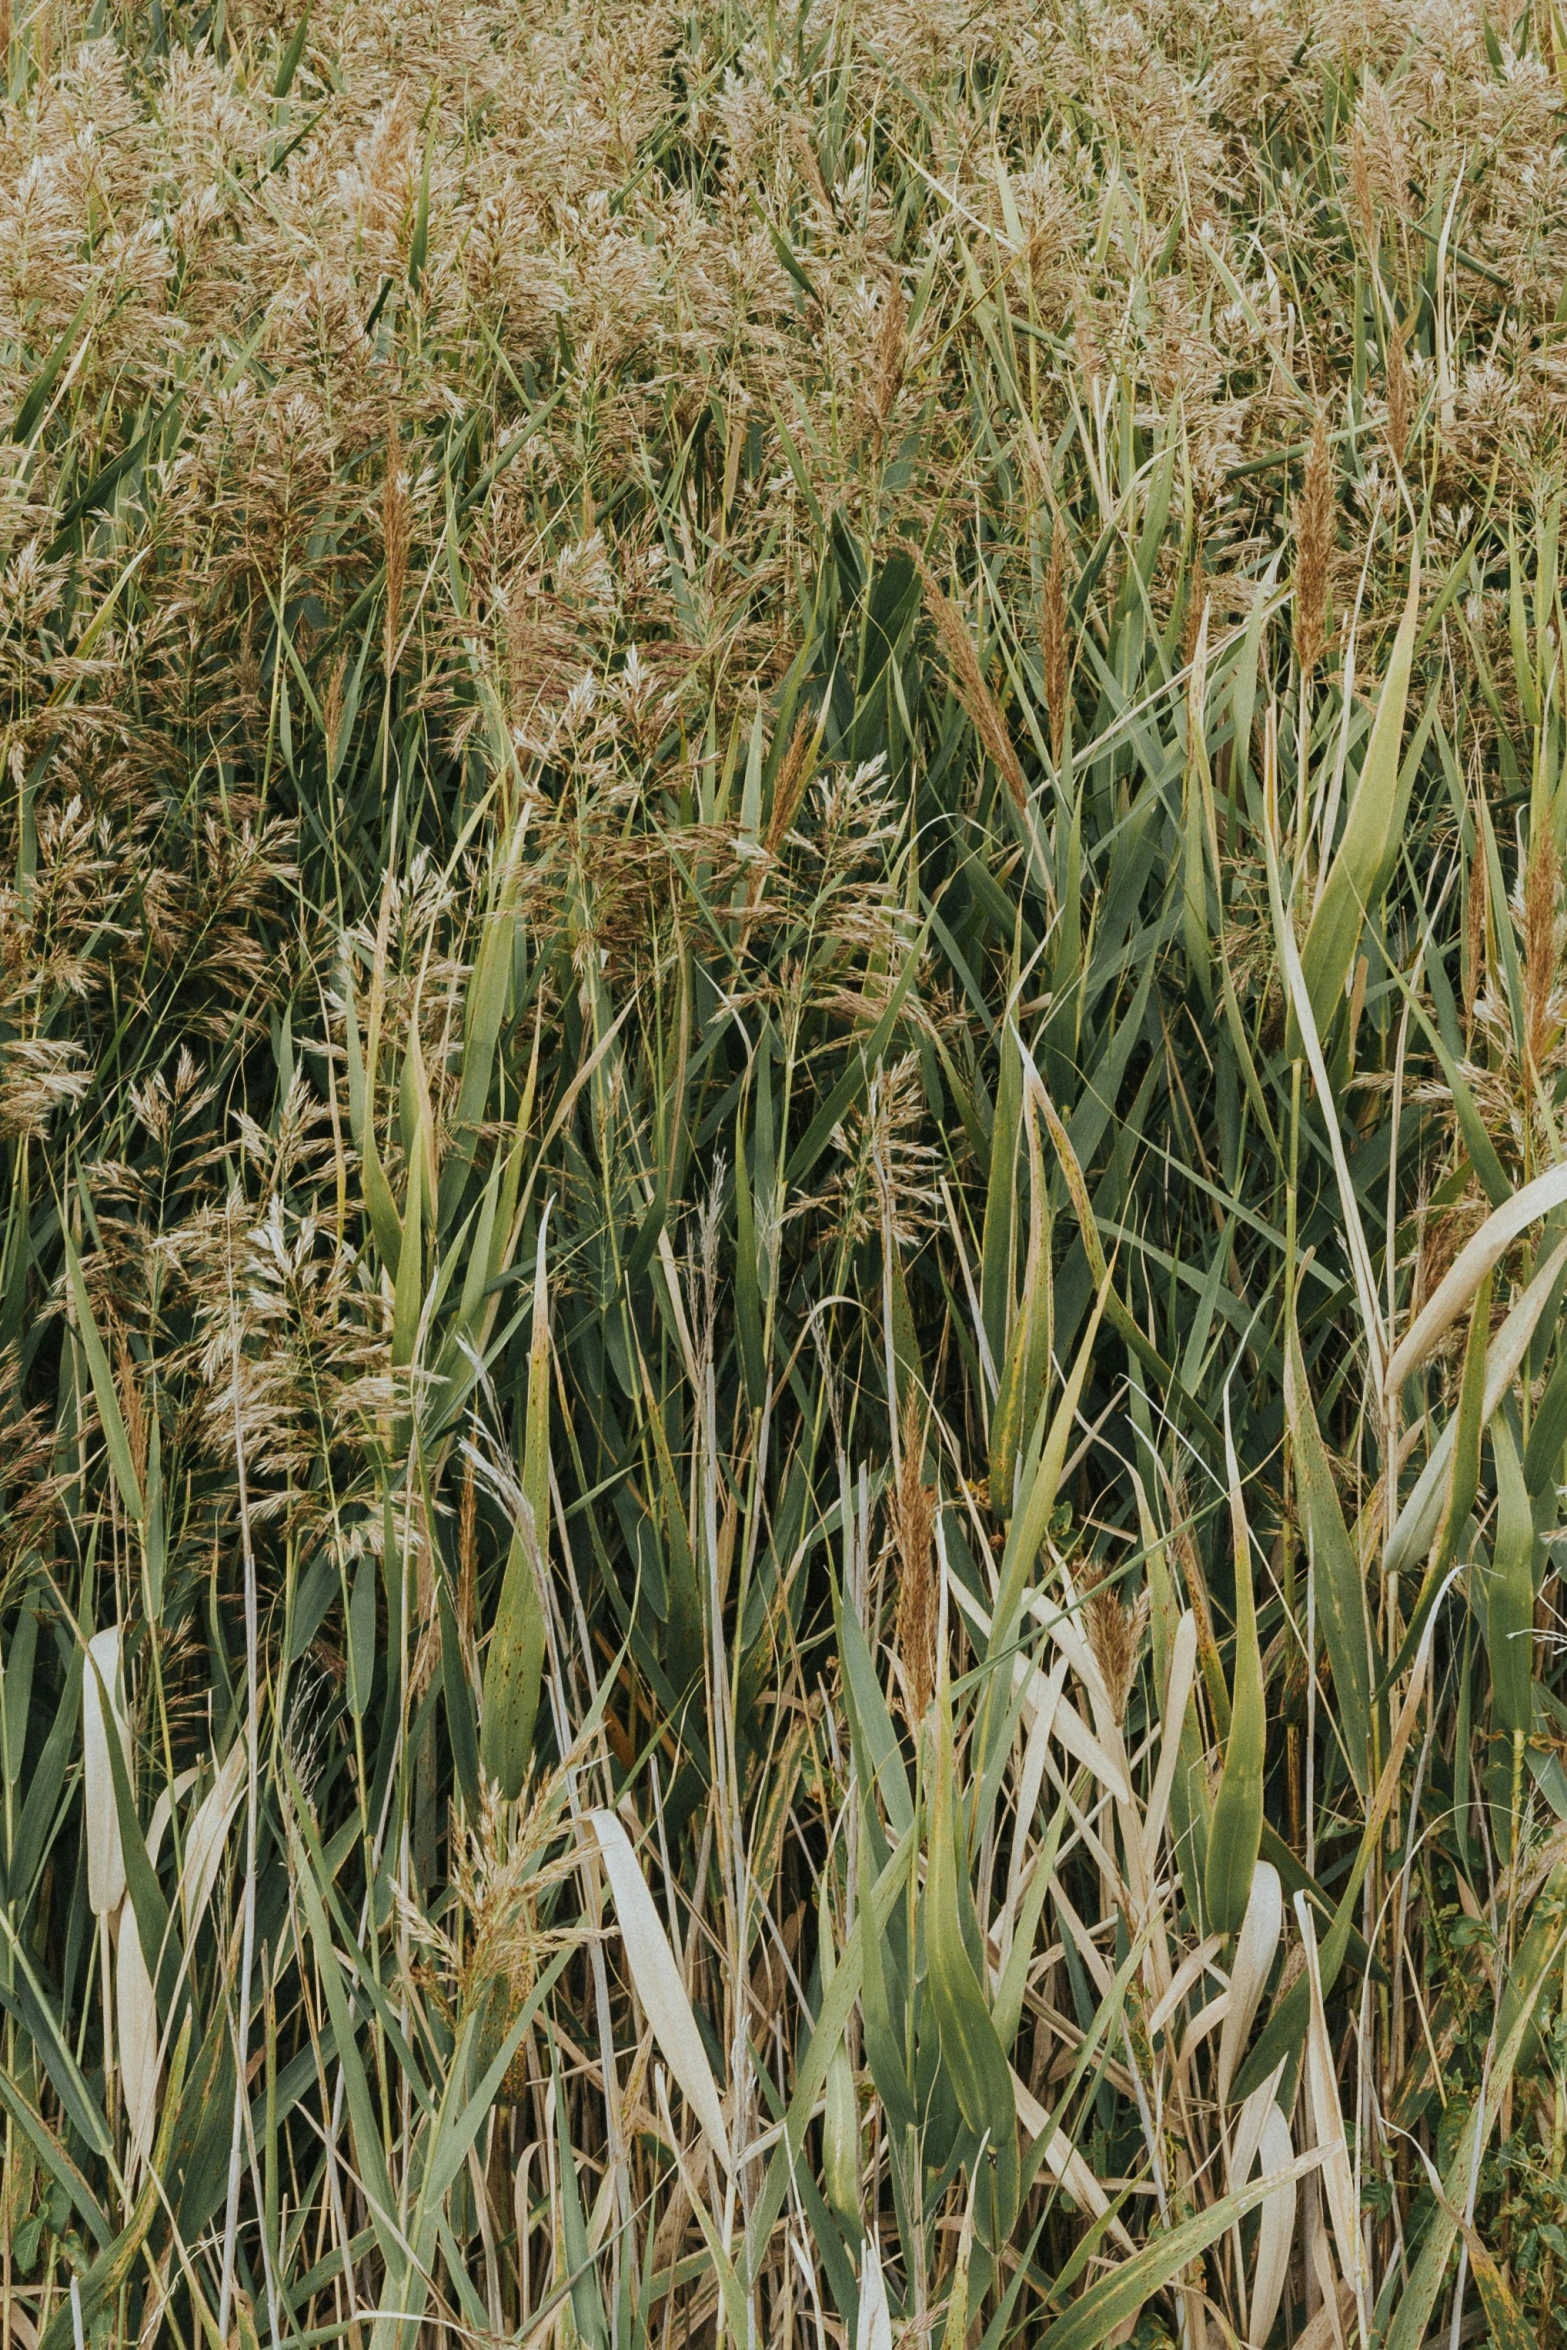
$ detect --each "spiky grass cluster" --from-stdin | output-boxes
[4,2,1567,2347]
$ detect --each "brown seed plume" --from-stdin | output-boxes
[738,708,818,950]
[1292,413,1333,674]
[911,548,1030,814]
[1524,820,1562,1080]
[890,1399,938,1723]
[790,122,832,218]
[383,432,411,676]
[324,654,346,777]
[1463,832,1488,1037]
[113,1328,148,1497]
[1346,123,1376,252]
[1043,532,1071,765]
[1081,1565,1151,1726]
[1172,1491,1224,1703]
[765,707,817,861]
[1385,319,1410,471]
[1358,77,1411,220]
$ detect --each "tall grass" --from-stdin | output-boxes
[3,0,1567,2344]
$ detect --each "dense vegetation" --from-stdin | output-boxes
[3,0,1567,2343]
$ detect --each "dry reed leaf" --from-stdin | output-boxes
[1176,1987,1231,2072]
[947,1569,1132,1803]
[83,1625,130,1918]
[1011,2068,1135,2250]
[181,1737,248,1941]
[1229,2066,1285,2188]
[116,1904,159,2167]
[1148,1936,1226,2042]
[1295,1894,1365,2326]
[1216,1861,1281,2107]
[145,1767,200,1868]
[1,2304,37,2350]
[855,2236,893,2350]
[1524,820,1562,1080]
[590,1808,733,2177]
[1387,1161,1567,1389]
[1219,2066,1299,2348]
[1295,2284,1360,2350]
[1386,1234,1567,1575]
[1246,2101,1297,2350]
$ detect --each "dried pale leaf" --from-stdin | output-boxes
[1296,1894,1364,2319]
[1388,1161,1567,1392]
[1384,1235,1567,1577]
[83,1628,130,1918]
[590,1810,732,2175]
[116,1906,158,2167]
[1031,1681,1132,1806]
[1293,2285,1358,2350]
[1218,1862,1282,2105]
[1229,2066,1286,2188]
[856,2236,893,2350]
[1012,2068,1135,2250]
[1024,1588,1116,1722]
[1147,1935,1225,2040]
[181,1739,247,1940]
[144,1768,199,1870]
[1247,2103,1297,2350]
[1175,1991,1230,2071]
[946,1570,1132,1803]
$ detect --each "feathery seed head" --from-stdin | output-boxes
[1081,1565,1150,1726]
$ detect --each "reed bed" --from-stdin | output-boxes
[2,0,1567,2343]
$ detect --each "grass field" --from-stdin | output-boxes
[3,0,1567,2343]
